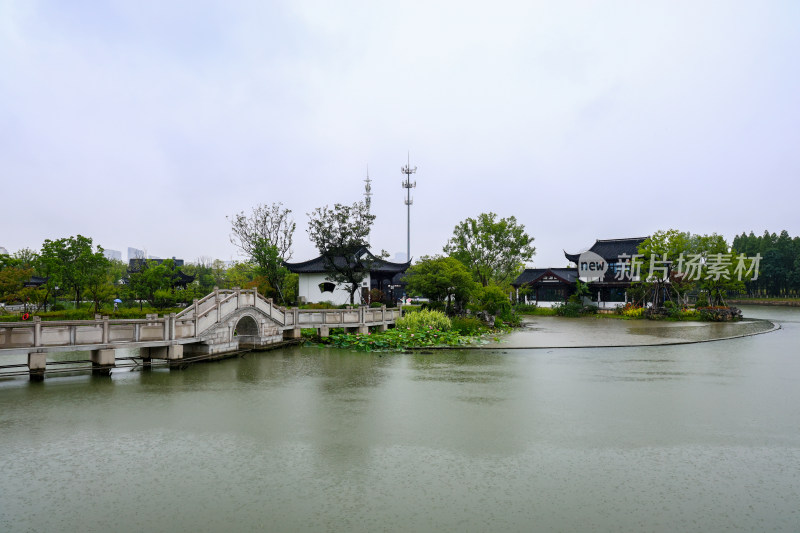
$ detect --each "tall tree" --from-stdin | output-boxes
[306,201,376,305]
[84,250,113,314]
[229,203,295,303]
[0,254,33,304]
[39,235,101,308]
[403,255,477,313]
[229,202,295,260]
[443,212,535,287]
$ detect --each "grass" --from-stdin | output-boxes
[514,306,558,316]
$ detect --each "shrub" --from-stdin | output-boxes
[396,308,452,331]
[451,316,486,335]
[618,303,644,318]
[554,302,583,317]
[514,304,539,314]
[401,304,423,314]
[302,301,337,309]
[497,308,521,327]
[476,285,512,315]
[697,306,742,322]
[368,288,385,304]
[421,300,446,313]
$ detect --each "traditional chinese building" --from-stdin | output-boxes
[285,247,410,306]
[513,237,647,308]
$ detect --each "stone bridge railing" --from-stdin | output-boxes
[0,288,402,353]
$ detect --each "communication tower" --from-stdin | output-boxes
[401,153,417,262]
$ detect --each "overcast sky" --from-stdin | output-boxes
[2,0,798,267]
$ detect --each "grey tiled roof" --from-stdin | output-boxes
[565,237,647,264]
[285,248,411,275]
[512,268,578,287]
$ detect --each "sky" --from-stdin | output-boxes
[2,0,799,268]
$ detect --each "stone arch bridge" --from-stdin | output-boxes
[0,289,401,379]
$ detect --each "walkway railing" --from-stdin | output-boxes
[0,288,401,352]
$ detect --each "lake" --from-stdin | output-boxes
[1,305,798,532]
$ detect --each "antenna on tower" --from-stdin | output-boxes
[364,166,373,246]
[401,152,417,262]
[364,165,373,212]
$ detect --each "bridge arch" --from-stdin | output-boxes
[234,314,260,337]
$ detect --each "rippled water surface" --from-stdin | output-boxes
[1,306,799,532]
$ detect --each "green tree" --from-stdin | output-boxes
[251,237,292,303]
[127,259,176,309]
[226,261,256,290]
[39,235,103,308]
[307,201,376,305]
[476,285,512,315]
[443,212,535,287]
[403,255,477,313]
[637,230,749,307]
[84,250,113,314]
[229,202,295,303]
[0,254,33,304]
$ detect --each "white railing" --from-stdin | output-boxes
[1,288,402,351]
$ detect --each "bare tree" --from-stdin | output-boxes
[228,203,295,261]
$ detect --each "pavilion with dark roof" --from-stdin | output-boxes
[513,237,648,308]
[285,247,410,306]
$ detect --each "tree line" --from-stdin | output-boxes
[732,230,800,297]
[0,201,537,318]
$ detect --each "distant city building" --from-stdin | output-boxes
[0,246,8,255]
[103,249,122,261]
[127,247,145,262]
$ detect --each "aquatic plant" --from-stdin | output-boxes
[324,327,473,352]
[396,308,452,331]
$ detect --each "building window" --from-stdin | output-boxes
[538,287,566,301]
[319,282,335,293]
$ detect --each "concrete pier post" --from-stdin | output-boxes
[141,345,183,361]
[90,348,116,376]
[28,351,46,381]
[167,344,183,360]
[318,326,330,338]
[283,328,302,340]
[33,316,42,347]
[102,316,109,344]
